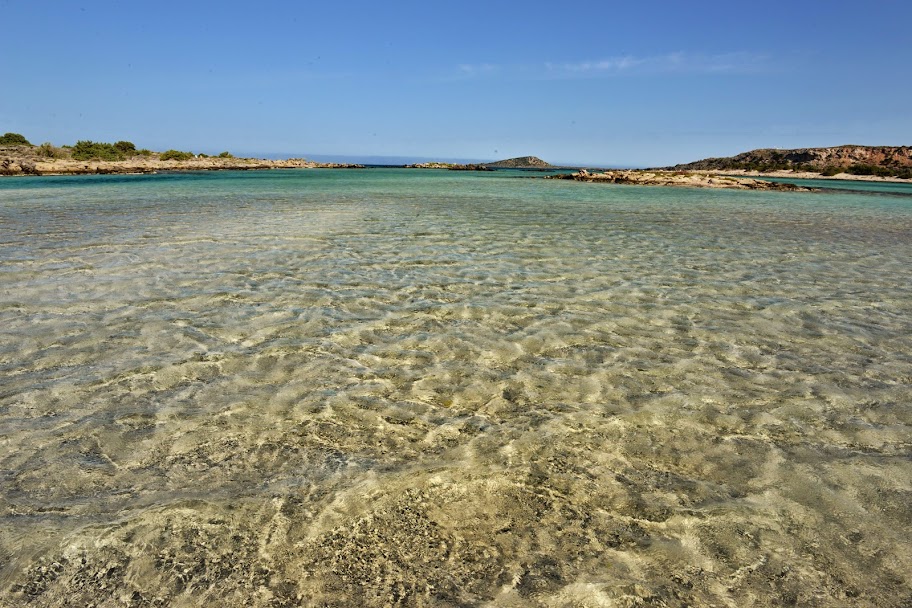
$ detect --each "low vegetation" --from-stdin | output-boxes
[36,142,66,159]
[0,132,32,145]
[707,159,912,179]
[71,140,130,161]
[1,133,227,166]
[159,149,195,161]
[845,163,912,179]
[818,164,912,179]
[114,141,136,155]
[671,146,912,180]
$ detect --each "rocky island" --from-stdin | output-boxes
[484,156,554,169]
[406,156,556,171]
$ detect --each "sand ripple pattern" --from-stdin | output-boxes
[1,170,911,606]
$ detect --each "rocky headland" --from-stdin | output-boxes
[0,145,363,177]
[546,169,814,191]
[667,145,912,181]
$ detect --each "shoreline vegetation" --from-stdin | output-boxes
[0,134,364,177]
[664,144,912,181]
[2,134,910,189]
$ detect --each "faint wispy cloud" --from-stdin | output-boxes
[551,52,768,75]
[452,52,769,80]
[550,56,647,73]
[454,63,500,78]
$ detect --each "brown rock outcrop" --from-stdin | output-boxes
[668,145,912,174]
[546,169,813,191]
[0,147,363,177]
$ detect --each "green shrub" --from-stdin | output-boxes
[846,164,912,179]
[137,148,152,156]
[36,142,67,159]
[71,140,125,161]
[113,140,136,155]
[820,166,842,177]
[217,151,234,158]
[160,149,195,161]
[0,132,32,145]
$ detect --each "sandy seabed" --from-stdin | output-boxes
[1,172,911,606]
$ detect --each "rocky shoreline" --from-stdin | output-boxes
[667,145,912,181]
[0,147,363,177]
[545,169,815,191]
[405,162,493,171]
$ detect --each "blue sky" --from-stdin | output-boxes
[2,0,910,166]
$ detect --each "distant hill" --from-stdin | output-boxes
[667,145,912,178]
[485,156,553,169]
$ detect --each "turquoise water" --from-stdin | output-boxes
[749,174,912,197]
[1,169,911,606]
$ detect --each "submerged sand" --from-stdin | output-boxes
[1,172,910,606]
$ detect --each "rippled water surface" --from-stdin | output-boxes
[1,169,911,607]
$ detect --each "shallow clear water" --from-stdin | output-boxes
[753,174,912,197]
[1,169,911,606]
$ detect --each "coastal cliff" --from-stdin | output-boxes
[668,145,912,178]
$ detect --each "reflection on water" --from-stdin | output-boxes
[1,170,911,606]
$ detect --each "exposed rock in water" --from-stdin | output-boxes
[546,169,815,191]
[405,162,493,171]
[447,163,494,171]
